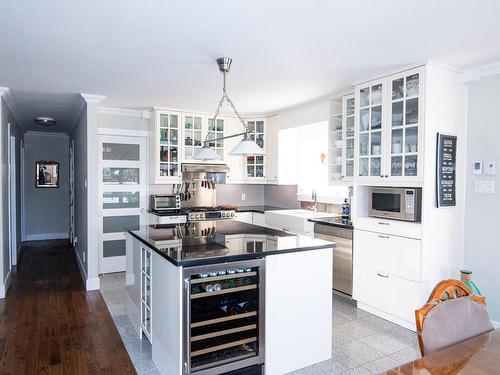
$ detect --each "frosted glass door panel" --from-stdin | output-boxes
[103,168,139,185]
[102,143,140,161]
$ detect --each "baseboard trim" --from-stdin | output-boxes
[357,302,416,331]
[72,243,87,280]
[0,269,12,299]
[25,233,69,241]
[86,277,100,291]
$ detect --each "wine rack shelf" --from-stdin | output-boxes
[191,272,257,284]
[191,311,257,328]
[191,284,257,299]
[191,324,257,342]
[191,337,257,357]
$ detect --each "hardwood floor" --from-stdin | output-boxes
[0,240,136,375]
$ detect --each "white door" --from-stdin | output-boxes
[70,140,75,244]
[98,135,147,274]
[8,130,17,267]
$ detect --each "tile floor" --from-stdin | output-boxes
[100,273,420,375]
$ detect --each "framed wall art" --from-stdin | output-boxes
[36,161,59,188]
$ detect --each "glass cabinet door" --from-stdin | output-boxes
[389,71,420,177]
[183,115,203,160]
[329,97,343,183]
[344,96,355,179]
[159,113,179,177]
[208,118,225,159]
[357,82,384,177]
[246,120,265,178]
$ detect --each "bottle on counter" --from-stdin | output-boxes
[341,198,350,223]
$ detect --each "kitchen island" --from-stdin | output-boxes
[125,220,335,375]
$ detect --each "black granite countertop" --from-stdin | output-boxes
[235,206,293,213]
[308,217,354,229]
[125,220,336,267]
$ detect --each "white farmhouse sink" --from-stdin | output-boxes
[265,209,339,236]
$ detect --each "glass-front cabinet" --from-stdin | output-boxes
[245,119,266,180]
[354,66,424,182]
[154,110,180,182]
[388,68,423,179]
[356,79,385,178]
[183,114,225,162]
[343,95,355,180]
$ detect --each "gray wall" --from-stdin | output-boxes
[216,184,299,208]
[464,74,500,322]
[71,107,88,274]
[24,132,69,239]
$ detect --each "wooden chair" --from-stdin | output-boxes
[415,279,487,357]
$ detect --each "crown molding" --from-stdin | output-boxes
[99,106,150,119]
[80,93,106,103]
[0,87,9,97]
[461,60,500,82]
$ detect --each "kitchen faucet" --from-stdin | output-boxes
[312,188,318,212]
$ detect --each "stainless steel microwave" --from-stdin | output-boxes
[150,194,180,212]
[368,187,422,222]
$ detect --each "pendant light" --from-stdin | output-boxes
[194,57,265,160]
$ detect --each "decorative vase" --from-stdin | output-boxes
[460,270,481,295]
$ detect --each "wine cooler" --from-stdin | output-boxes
[183,259,265,375]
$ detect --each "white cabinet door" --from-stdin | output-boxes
[343,95,355,181]
[244,119,267,182]
[265,115,280,184]
[354,229,421,282]
[152,110,181,183]
[386,67,424,182]
[355,78,386,180]
[234,212,253,224]
[354,264,420,324]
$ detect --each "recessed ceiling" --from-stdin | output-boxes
[1,0,499,115]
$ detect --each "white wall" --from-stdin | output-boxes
[23,132,69,240]
[278,100,329,130]
[464,74,500,322]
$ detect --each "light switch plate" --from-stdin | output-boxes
[473,161,482,175]
[474,180,495,194]
[484,160,496,175]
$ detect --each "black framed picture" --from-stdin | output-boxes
[436,133,457,207]
[36,161,59,188]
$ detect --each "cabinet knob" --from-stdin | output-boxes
[378,235,390,239]
[385,175,389,178]
[377,273,389,278]
[380,175,383,178]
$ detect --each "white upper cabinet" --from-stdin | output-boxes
[245,119,267,181]
[150,110,181,183]
[182,114,226,163]
[354,66,424,183]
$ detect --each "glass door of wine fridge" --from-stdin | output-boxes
[183,259,265,375]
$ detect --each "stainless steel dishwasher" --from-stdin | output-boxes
[313,221,353,297]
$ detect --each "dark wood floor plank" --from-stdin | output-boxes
[0,240,136,375]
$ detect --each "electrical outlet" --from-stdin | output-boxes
[241,193,246,201]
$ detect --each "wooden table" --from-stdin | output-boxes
[382,329,500,374]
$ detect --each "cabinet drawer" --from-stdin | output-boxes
[354,217,422,239]
[354,229,421,282]
[354,265,420,323]
[253,213,266,227]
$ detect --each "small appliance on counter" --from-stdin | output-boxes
[150,194,181,212]
[367,187,422,222]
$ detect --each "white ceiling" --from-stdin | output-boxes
[1,0,500,118]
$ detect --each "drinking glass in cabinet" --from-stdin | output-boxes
[359,133,369,156]
[406,74,419,97]
[160,128,167,142]
[256,121,264,133]
[392,101,403,127]
[346,98,355,116]
[247,166,253,177]
[346,139,354,159]
[217,119,224,131]
[360,108,369,131]
[194,117,202,130]
[170,164,178,176]
[346,117,354,137]
[194,131,202,146]
[391,129,403,154]
[371,106,382,130]
[359,158,369,176]
[370,157,381,176]
[405,127,418,153]
[360,87,370,107]
[185,135,193,146]
[392,78,404,100]
[405,98,419,124]
[346,160,354,177]
[160,164,169,176]
[256,165,264,178]
[247,121,255,132]
[185,117,193,129]
[171,147,178,162]
[404,155,418,176]
[170,129,178,143]
[371,84,382,105]
[160,146,168,162]
[391,156,403,176]
[160,115,169,127]
[371,131,381,155]
[256,156,264,164]
[256,134,264,148]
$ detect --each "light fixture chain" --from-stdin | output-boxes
[224,94,248,131]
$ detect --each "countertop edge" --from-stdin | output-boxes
[307,218,354,229]
[125,228,336,268]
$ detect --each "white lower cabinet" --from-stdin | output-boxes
[353,229,422,328]
[234,212,253,224]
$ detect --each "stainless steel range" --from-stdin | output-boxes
[185,206,236,222]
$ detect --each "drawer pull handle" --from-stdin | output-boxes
[378,235,389,239]
[378,222,390,226]
[377,273,389,278]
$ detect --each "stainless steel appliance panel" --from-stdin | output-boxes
[314,224,353,297]
[368,187,421,222]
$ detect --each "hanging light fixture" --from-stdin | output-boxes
[194,57,265,160]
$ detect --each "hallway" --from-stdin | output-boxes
[0,240,135,374]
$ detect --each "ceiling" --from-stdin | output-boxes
[1,0,500,118]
